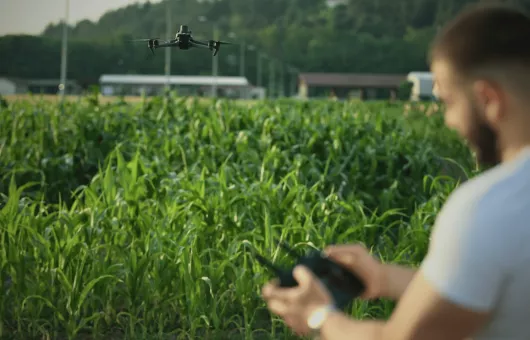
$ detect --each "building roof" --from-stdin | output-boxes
[299,72,407,88]
[407,72,432,80]
[326,0,347,7]
[99,74,250,87]
[0,77,80,87]
[0,77,28,87]
[27,79,80,86]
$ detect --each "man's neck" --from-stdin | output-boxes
[499,114,530,163]
[501,144,530,163]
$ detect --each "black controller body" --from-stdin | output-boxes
[259,248,366,309]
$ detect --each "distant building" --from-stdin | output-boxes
[326,0,347,7]
[0,77,82,95]
[298,72,407,100]
[0,77,27,95]
[407,72,435,101]
[98,74,265,99]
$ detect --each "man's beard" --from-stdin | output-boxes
[468,105,501,168]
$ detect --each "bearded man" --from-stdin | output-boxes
[262,3,530,339]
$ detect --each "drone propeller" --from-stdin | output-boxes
[130,38,160,42]
[130,38,160,55]
[209,40,234,56]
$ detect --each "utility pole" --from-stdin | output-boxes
[239,41,245,77]
[257,52,262,88]
[212,22,219,97]
[278,63,285,97]
[289,66,299,97]
[277,16,285,98]
[269,58,275,98]
[164,0,171,93]
[59,0,70,103]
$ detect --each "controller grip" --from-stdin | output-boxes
[277,271,299,287]
[328,261,365,296]
[276,263,365,309]
[313,268,362,308]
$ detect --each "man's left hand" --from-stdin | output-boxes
[261,265,335,336]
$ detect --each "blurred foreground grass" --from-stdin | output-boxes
[0,95,477,339]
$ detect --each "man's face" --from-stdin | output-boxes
[431,59,500,167]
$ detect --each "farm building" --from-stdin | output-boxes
[326,0,347,7]
[98,74,265,99]
[0,77,82,95]
[0,77,27,95]
[297,73,407,100]
[407,72,435,101]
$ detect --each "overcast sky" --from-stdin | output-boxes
[0,0,159,36]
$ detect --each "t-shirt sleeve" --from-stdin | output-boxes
[420,188,513,312]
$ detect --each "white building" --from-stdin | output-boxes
[326,0,347,7]
[0,77,81,95]
[0,77,28,95]
[407,72,434,101]
[99,74,265,99]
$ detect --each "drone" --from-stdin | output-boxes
[133,25,232,56]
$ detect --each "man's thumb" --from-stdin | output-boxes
[293,265,315,287]
[329,253,357,268]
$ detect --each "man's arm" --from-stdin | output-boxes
[319,270,491,340]
[319,186,512,340]
[324,245,417,302]
[380,264,417,300]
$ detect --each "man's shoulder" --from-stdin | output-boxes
[421,156,530,313]
[444,158,529,218]
[433,157,530,249]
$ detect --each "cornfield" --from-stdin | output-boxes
[0,94,478,339]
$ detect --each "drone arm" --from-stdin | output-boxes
[190,38,210,48]
[156,40,178,48]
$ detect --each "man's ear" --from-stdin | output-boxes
[472,80,504,126]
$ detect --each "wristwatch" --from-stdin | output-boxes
[307,304,337,339]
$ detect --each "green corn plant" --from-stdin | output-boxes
[0,96,477,339]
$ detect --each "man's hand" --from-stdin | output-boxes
[260,258,492,340]
[324,244,387,299]
[324,243,417,301]
[261,265,334,336]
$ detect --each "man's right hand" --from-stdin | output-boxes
[324,243,386,300]
[324,243,418,301]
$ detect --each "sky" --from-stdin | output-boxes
[0,0,160,36]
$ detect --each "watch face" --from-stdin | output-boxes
[307,306,331,330]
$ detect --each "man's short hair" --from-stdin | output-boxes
[429,2,530,87]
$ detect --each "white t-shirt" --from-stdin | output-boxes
[421,146,530,339]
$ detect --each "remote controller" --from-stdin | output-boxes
[252,240,365,309]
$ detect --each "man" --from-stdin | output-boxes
[262,3,530,339]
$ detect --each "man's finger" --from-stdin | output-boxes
[262,282,275,299]
[326,252,358,267]
[262,283,300,302]
[293,265,317,288]
[267,299,289,316]
[323,243,366,256]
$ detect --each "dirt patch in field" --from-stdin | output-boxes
[4,94,148,104]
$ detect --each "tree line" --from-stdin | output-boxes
[1,0,529,90]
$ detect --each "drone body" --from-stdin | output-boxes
[134,25,232,56]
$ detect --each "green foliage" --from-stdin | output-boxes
[397,80,413,100]
[0,96,479,338]
[0,95,7,108]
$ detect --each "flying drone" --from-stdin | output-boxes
[133,25,233,56]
